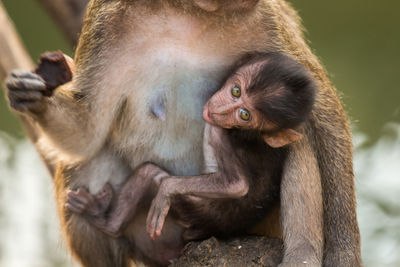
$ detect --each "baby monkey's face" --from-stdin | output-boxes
[203,60,304,148]
[203,64,270,131]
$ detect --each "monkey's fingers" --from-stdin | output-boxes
[146,202,157,239]
[96,183,113,201]
[97,183,113,197]
[155,205,170,237]
[95,184,114,213]
[146,200,170,239]
[67,190,98,215]
[76,187,98,203]
[7,89,43,102]
[8,100,45,114]
[146,201,163,239]
[65,198,86,214]
[6,70,46,91]
[68,190,92,206]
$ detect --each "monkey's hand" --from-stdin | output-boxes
[6,70,48,115]
[6,52,74,116]
[146,180,173,240]
[66,184,113,218]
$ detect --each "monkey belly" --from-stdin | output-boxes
[105,12,244,176]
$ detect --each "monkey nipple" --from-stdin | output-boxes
[150,94,167,121]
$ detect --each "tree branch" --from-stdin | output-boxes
[0,2,55,175]
[0,3,33,79]
[35,0,89,45]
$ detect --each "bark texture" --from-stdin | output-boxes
[35,0,89,45]
[171,236,283,267]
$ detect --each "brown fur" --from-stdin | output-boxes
[5,0,362,266]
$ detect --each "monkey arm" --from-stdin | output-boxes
[147,166,249,239]
[33,54,121,162]
[278,135,324,267]
[160,172,249,199]
[34,86,119,162]
[6,52,120,162]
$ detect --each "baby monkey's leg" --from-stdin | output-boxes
[67,163,169,237]
[147,170,249,239]
[67,184,114,217]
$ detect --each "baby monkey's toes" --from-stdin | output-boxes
[95,183,114,214]
[66,187,108,217]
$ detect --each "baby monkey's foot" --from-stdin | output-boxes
[66,183,113,217]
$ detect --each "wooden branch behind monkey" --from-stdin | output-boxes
[5,0,362,266]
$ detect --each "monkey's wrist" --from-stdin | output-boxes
[28,99,50,119]
[159,178,179,196]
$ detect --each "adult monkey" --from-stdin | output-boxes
[6,0,361,266]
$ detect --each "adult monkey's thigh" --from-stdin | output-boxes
[55,148,132,267]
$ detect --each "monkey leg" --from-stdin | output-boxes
[67,162,170,238]
[64,162,185,266]
[147,170,249,240]
[56,165,131,267]
[67,186,123,237]
[67,183,113,217]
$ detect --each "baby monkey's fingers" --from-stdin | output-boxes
[146,195,171,240]
[66,192,88,214]
[66,187,107,217]
[95,183,114,213]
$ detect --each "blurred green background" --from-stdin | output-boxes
[1,0,400,143]
[0,1,400,267]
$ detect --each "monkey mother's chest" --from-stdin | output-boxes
[113,46,234,174]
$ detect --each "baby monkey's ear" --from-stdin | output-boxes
[262,129,303,148]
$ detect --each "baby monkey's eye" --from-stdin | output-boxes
[231,85,241,98]
[239,108,251,121]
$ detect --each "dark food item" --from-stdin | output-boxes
[34,51,72,96]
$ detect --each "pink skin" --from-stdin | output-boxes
[202,73,266,131]
[202,69,303,148]
[145,65,305,239]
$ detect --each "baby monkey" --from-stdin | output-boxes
[67,52,317,252]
